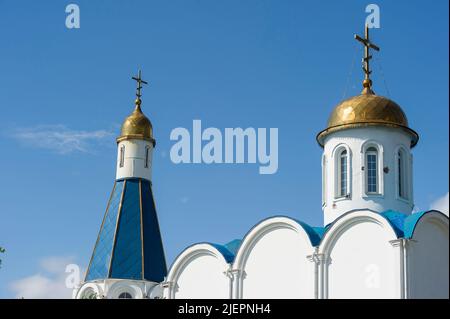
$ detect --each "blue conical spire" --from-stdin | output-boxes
[85,178,167,282]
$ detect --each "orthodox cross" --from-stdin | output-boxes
[132,70,148,99]
[354,24,380,91]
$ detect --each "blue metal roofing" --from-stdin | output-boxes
[379,210,408,237]
[224,239,241,256]
[378,210,445,239]
[403,211,431,239]
[292,219,324,246]
[177,210,447,271]
[208,243,236,263]
[85,178,167,282]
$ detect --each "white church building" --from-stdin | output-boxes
[73,27,449,299]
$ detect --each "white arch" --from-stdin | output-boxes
[407,211,449,298]
[360,139,384,155]
[331,142,352,159]
[318,209,401,299]
[232,216,317,299]
[107,281,144,299]
[408,210,449,238]
[233,216,317,270]
[166,243,231,299]
[319,209,399,255]
[76,282,104,299]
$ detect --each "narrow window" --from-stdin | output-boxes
[119,145,125,168]
[398,150,407,199]
[145,146,150,168]
[118,292,132,299]
[339,150,348,197]
[322,155,327,205]
[366,147,378,194]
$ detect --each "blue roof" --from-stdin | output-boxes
[379,210,408,237]
[182,211,447,268]
[403,211,430,239]
[85,178,167,282]
[379,210,445,239]
[312,226,327,240]
[292,219,324,246]
[208,243,236,263]
[224,239,241,256]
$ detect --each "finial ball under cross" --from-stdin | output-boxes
[132,70,148,100]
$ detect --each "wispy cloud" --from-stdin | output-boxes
[9,256,82,299]
[180,196,190,204]
[11,125,114,154]
[430,192,449,216]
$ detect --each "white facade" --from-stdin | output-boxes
[407,212,449,298]
[116,139,154,181]
[74,279,163,299]
[232,217,316,299]
[321,127,414,225]
[76,107,449,300]
[319,210,402,298]
[77,118,449,300]
[77,62,449,299]
[164,244,231,299]
[165,211,449,299]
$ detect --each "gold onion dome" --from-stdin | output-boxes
[316,25,419,148]
[316,85,419,148]
[117,70,155,145]
[117,98,155,145]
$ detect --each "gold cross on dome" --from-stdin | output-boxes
[354,24,380,92]
[132,70,148,99]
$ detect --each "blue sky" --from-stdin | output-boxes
[0,0,448,298]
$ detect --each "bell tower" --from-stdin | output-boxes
[116,70,156,182]
[316,26,419,225]
[74,71,167,299]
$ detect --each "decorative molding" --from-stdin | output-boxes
[307,252,331,265]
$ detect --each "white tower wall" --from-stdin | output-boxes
[116,139,154,181]
[322,127,414,225]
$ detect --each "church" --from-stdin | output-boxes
[73,26,449,299]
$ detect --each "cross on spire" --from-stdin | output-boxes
[132,70,148,100]
[354,24,380,94]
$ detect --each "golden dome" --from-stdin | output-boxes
[316,25,419,148]
[316,90,419,148]
[117,98,155,145]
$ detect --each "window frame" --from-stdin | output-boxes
[118,292,133,299]
[145,145,150,168]
[322,154,327,207]
[119,145,125,168]
[338,150,348,197]
[395,146,410,202]
[333,144,351,200]
[361,141,384,197]
[365,148,379,194]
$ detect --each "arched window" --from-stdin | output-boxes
[366,147,378,194]
[118,292,133,299]
[322,155,327,206]
[338,150,348,197]
[397,149,408,199]
[145,146,150,168]
[119,145,125,168]
[81,288,97,299]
